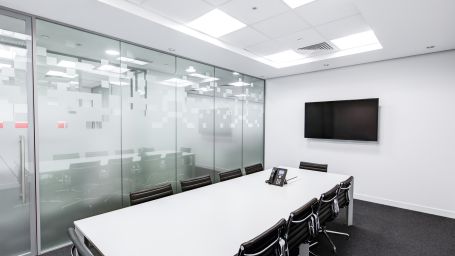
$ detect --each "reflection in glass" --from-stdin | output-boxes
[36,20,123,249]
[176,58,215,190]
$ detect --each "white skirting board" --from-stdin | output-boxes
[354,193,455,219]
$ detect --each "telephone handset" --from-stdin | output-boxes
[266,167,288,186]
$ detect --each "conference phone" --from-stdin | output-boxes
[266,167,288,186]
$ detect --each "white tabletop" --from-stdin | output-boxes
[74,167,351,256]
[39,150,195,173]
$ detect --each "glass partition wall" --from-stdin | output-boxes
[0,12,265,253]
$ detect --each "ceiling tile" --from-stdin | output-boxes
[202,0,231,6]
[245,39,288,56]
[294,0,359,26]
[316,14,371,40]
[275,28,325,50]
[142,0,214,23]
[219,0,290,25]
[252,11,310,39]
[220,27,269,48]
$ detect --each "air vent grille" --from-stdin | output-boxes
[298,42,334,51]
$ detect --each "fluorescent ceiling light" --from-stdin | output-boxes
[117,56,148,65]
[331,30,380,50]
[229,78,250,87]
[234,94,248,97]
[186,66,196,73]
[0,28,31,41]
[265,50,303,62]
[194,87,213,92]
[188,9,246,38]
[98,64,129,73]
[232,72,240,76]
[69,81,79,85]
[105,49,120,56]
[46,70,78,79]
[282,0,316,9]
[161,78,193,87]
[0,63,12,68]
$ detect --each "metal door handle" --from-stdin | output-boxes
[20,135,26,203]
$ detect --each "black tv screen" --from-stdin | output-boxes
[305,98,379,141]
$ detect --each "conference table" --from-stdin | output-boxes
[74,167,354,256]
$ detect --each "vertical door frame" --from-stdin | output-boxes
[0,7,38,256]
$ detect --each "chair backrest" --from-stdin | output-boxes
[316,185,340,227]
[130,183,174,206]
[219,169,243,182]
[299,161,328,172]
[180,175,212,192]
[53,153,80,160]
[285,198,318,255]
[85,151,109,158]
[238,219,287,256]
[244,163,264,175]
[337,176,353,209]
[67,227,94,256]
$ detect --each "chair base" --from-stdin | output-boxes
[322,229,337,254]
[326,230,350,239]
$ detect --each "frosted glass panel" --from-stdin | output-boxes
[176,59,214,190]
[119,42,178,198]
[214,68,243,178]
[242,76,264,167]
[0,11,32,256]
[36,20,123,250]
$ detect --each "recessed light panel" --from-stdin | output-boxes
[331,30,381,50]
[282,0,316,9]
[98,64,129,73]
[46,70,78,79]
[265,50,303,62]
[188,9,246,38]
[161,78,194,87]
[105,49,120,56]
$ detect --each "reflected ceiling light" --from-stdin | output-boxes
[229,78,250,87]
[232,72,240,76]
[161,78,194,87]
[46,70,78,79]
[98,64,129,73]
[105,49,120,56]
[0,63,12,68]
[0,28,31,41]
[110,81,130,86]
[265,50,303,62]
[331,30,381,50]
[57,60,77,68]
[234,94,248,97]
[0,49,15,59]
[194,87,213,92]
[188,73,219,82]
[188,9,246,38]
[186,66,196,73]
[282,0,316,9]
[69,81,79,85]
[117,56,148,65]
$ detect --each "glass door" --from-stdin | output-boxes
[0,10,34,256]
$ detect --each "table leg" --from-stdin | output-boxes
[346,177,354,226]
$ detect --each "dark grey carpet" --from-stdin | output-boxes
[41,200,455,256]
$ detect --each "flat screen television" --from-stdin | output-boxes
[305,98,379,141]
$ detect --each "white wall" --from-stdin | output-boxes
[265,50,455,219]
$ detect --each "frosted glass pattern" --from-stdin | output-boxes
[36,20,123,249]
[0,11,32,256]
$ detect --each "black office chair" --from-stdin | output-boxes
[315,185,341,253]
[245,163,264,175]
[180,175,212,192]
[285,198,319,256]
[299,162,328,172]
[67,227,94,256]
[130,183,174,206]
[326,176,354,239]
[238,219,287,256]
[219,169,243,182]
